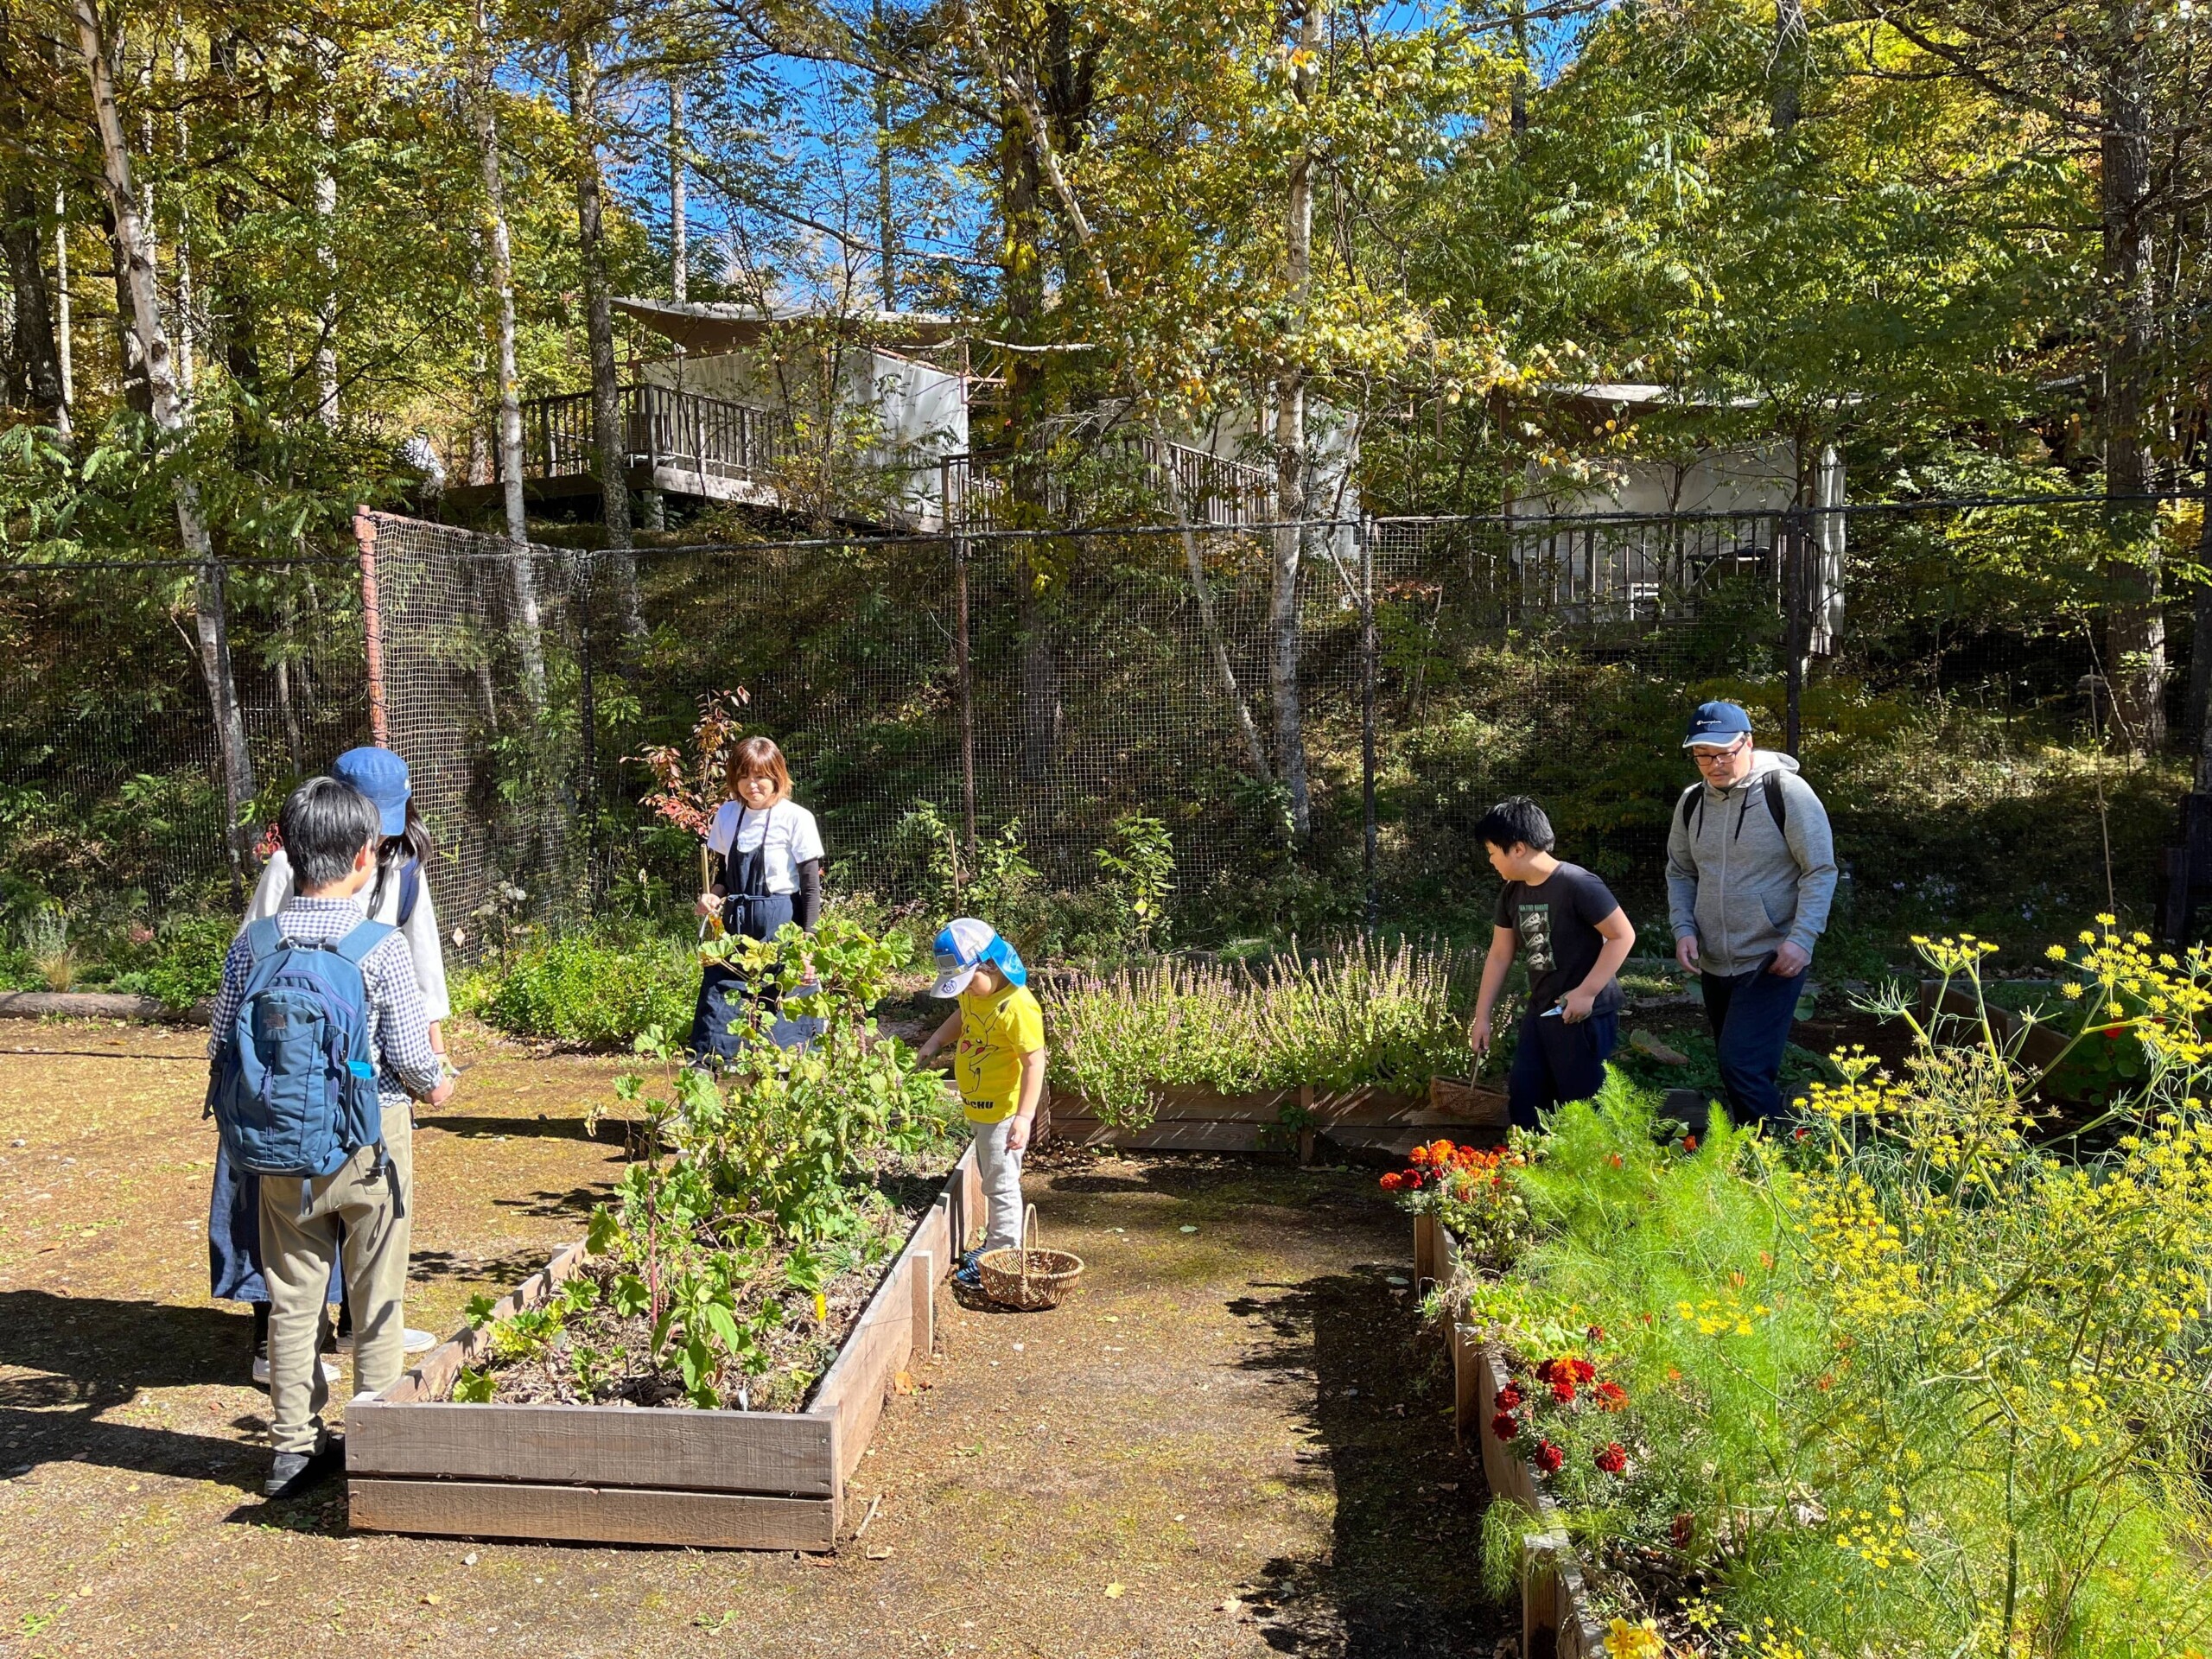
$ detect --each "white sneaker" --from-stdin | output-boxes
[251,1355,341,1387]
[334,1328,436,1353]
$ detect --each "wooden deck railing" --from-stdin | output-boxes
[512,385,783,484]
[939,434,1276,532]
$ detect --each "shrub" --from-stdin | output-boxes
[1047,938,1478,1125]
[144,914,236,1010]
[463,929,697,1046]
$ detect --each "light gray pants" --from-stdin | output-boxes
[969,1115,1027,1254]
[257,1101,413,1454]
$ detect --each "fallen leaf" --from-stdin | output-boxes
[893,1371,915,1395]
[1221,1597,1243,1615]
[865,1546,892,1560]
[420,1593,442,1605]
[461,1552,478,1567]
[1104,1583,1125,1599]
[1179,1226,1198,1235]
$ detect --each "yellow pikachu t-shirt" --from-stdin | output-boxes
[952,982,1046,1123]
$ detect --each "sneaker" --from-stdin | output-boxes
[264,1431,341,1498]
[952,1261,983,1290]
[958,1248,983,1273]
[334,1327,437,1354]
[251,1352,341,1388]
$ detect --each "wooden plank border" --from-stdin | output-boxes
[1423,1218,1608,1659]
[346,1145,975,1550]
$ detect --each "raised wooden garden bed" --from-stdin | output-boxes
[1415,1214,1608,1659]
[346,1147,984,1550]
[1046,1075,1507,1160]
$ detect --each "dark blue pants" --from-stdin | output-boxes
[689,893,820,1063]
[1507,1007,1618,1130]
[1700,964,1809,1126]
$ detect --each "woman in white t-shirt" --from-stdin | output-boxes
[690,735,825,1063]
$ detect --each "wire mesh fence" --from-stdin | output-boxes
[2,493,2199,967]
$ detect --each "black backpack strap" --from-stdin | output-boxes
[397,858,422,929]
[1675,785,1704,836]
[1764,771,1788,836]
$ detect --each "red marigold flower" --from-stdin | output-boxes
[1607,1152,1624,1168]
[1595,1442,1628,1474]
[1681,1135,1699,1153]
[1491,1411,1520,1442]
[1495,1383,1522,1411]
[1586,1325,1606,1344]
[1793,1126,1809,1141]
[1570,1357,1597,1383]
[1594,1381,1629,1412]
[1534,1440,1565,1475]
[1549,1376,1577,1405]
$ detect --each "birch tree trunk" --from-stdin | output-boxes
[1269,0,1322,839]
[669,81,686,308]
[472,0,547,712]
[171,38,192,398]
[567,38,645,643]
[71,0,256,884]
[54,184,71,408]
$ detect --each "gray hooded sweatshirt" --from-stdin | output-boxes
[1664,750,1837,976]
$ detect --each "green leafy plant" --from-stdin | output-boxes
[144,913,234,1010]
[461,926,696,1046]
[1094,813,1176,951]
[461,919,960,1412]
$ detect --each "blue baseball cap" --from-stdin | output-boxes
[930,918,1027,998]
[1681,701,1754,749]
[333,746,412,837]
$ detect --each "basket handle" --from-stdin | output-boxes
[1020,1204,1041,1291]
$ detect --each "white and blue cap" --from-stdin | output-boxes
[930,918,1027,998]
[1681,700,1754,749]
[333,745,412,836]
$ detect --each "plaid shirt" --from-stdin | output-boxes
[207,897,442,1109]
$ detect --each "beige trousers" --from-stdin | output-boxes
[257,1101,413,1454]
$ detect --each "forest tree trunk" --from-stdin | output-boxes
[73,0,256,884]
[1,181,71,434]
[473,2,547,713]
[568,39,645,645]
[1270,0,1321,840]
[999,92,1059,779]
[2101,12,2164,751]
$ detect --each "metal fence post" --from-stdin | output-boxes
[576,550,602,903]
[1783,506,1806,758]
[353,505,389,747]
[1361,516,1379,931]
[953,533,977,866]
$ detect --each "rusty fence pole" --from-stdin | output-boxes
[353,505,390,747]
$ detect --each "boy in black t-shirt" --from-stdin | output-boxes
[1470,796,1637,1130]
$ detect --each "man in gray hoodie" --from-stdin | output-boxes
[1665,701,1838,1125]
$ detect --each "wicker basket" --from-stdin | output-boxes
[976,1205,1084,1311]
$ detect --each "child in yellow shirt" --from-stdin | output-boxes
[914,918,1046,1286]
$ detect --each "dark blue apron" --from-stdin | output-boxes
[689,809,817,1062]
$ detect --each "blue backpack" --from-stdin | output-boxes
[209,918,394,1179]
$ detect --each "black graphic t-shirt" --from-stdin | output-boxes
[1493,861,1624,1017]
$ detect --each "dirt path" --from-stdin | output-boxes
[0,1020,1510,1658]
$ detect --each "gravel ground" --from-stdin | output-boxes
[0,1018,1511,1658]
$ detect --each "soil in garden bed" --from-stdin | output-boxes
[476,1149,956,1412]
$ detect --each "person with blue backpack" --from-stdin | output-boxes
[207,775,454,1497]
[215,746,450,1377]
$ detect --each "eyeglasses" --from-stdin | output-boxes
[1690,741,1748,766]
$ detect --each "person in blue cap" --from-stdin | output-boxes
[216,747,449,1382]
[913,918,1046,1287]
[1665,701,1837,1127]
